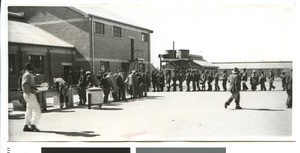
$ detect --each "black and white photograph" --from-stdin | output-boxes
[2,0,297,145]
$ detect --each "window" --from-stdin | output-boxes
[141,33,148,42]
[29,55,44,74]
[100,61,110,71]
[9,54,15,75]
[113,26,121,37]
[95,22,105,34]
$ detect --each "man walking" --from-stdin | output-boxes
[224,67,242,109]
[259,71,267,91]
[241,68,248,91]
[22,62,41,132]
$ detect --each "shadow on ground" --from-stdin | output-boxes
[38,130,100,137]
[231,108,284,111]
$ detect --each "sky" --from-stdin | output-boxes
[100,3,296,67]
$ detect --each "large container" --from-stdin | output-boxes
[178,49,190,59]
[86,87,103,105]
[165,50,176,59]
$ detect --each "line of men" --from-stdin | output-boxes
[77,69,151,105]
[151,69,223,92]
[151,68,286,92]
[224,67,292,110]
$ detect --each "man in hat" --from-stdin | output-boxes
[241,68,249,91]
[53,77,69,109]
[224,67,242,109]
[268,70,276,91]
[22,62,41,132]
[250,70,259,91]
[222,70,228,91]
[77,69,88,105]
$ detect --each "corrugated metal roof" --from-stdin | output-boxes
[8,21,74,48]
[73,6,152,32]
[194,60,219,68]
[213,62,292,69]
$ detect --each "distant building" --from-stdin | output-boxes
[8,12,75,90]
[212,61,292,78]
[8,6,153,76]
[159,49,218,72]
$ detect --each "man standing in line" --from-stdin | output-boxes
[213,70,220,91]
[185,69,192,92]
[224,67,242,109]
[250,70,259,91]
[241,68,249,91]
[285,69,292,108]
[77,69,88,105]
[222,70,228,91]
[280,72,286,91]
[269,70,276,90]
[178,70,184,91]
[259,71,267,91]
[22,62,41,132]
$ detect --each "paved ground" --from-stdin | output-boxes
[9,85,292,142]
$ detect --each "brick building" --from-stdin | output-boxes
[8,12,75,90]
[8,6,153,77]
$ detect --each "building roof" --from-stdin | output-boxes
[213,61,292,69]
[72,6,153,32]
[8,20,74,48]
[194,60,219,68]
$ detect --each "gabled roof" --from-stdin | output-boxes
[8,20,74,48]
[71,6,153,32]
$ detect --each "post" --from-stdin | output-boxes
[88,92,91,109]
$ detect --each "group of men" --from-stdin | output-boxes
[20,62,293,133]
[151,69,228,92]
[224,67,293,110]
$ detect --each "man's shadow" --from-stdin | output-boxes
[38,130,100,137]
[231,108,284,111]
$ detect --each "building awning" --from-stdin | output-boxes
[8,21,74,48]
[194,60,219,68]
[213,61,292,70]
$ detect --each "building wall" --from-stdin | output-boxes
[8,6,91,71]
[8,6,151,75]
[92,17,151,74]
[8,43,74,90]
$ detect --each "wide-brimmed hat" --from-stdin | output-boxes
[232,67,239,74]
[86,71,91,75]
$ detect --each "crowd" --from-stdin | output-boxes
[19,62,292,132]
[150,68,286,92]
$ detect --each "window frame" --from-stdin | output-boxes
[95,22,105,35]
[113,26,122,38]
[141,33,148,42]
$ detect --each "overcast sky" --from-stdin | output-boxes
[100,3,296,67]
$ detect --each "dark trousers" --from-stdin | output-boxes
[186,81,190,91]
[201,81,206,91]
[179,81,183,91]
[269,82,276,90]
[79,87,86,105]
[195,80,200,91]
[226,91,240,107]
[152,81,157,91]
[192,81,196,91]
[103,88,110,102]
[172,80,177,91]
[242,81,248,91]
[286,89,292,108]
[251,84,257,91]
[214,81,220,91]
[207,82,212,91]
[222,80,227,91]
[118,86,126,100]
[260,82,266,91]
